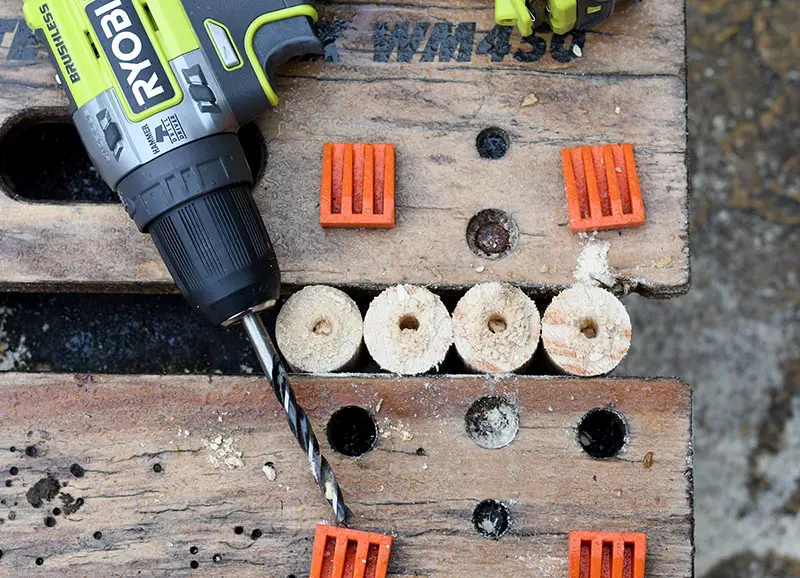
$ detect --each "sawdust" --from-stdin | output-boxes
[522,93,539,107]
[380,417,414,441]
[262,462,277,481]
[0,307,31,371]
[202,436,244,469]
[574,238,614,287]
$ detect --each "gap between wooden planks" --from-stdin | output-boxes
[0,373,692,576]
[0,1,688,296]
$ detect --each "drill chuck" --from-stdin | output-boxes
[117,133,280,325]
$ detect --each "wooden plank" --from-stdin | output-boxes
[0,1,688,296]
[0,374,692,576]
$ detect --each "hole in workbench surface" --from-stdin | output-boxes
[472,499,510,539]
[466,209,519,260]
[476,127,509,159]
[577,407,628,459]
[326,405,377,457]
[465,396,519,450]
[0,114,266,202]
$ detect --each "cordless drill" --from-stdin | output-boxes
[23,0,348,523]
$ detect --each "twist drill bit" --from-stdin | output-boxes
[242,312,350,525]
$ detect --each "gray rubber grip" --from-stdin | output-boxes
[117,134,280,326]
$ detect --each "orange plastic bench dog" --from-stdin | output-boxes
[568,530,647,578]
[562,143,646,233]
[310,524,393,578]
[320,143,396,228]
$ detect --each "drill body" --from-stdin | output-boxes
[24,0,323,325]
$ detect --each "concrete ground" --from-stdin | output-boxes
[0,0,798,575]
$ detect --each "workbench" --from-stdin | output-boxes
[0,1,688,296]
[0,374,692,576]
[0,0,692,575]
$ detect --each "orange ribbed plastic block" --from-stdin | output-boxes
[562,143,646,233]
[309,524,393,578]
[568,531,647,578]
[321,143,395,228]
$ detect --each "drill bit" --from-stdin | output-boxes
[242,312,350,525]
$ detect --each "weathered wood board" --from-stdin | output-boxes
[0,1,688,296]
[0,374,693,576]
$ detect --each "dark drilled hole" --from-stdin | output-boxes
[466,209,519,260]
[0,114,266,202]
[326,405,377,457]
[465,396,519,450]
[476,127,510,159]
[472,499,510,539]
[577,408,628,459]
[580,318,599,339]
[398,314,420,331]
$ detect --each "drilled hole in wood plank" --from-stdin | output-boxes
[466,209,519,260]
[465,396,519,449]
[476,127,510,160]
[326,405,377,457]
[0,114,266,203]
[577,407,628,459]
[472,499,510,540]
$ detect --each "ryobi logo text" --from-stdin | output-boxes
[87,0,175,114]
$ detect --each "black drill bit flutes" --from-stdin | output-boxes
[242,312,349,525]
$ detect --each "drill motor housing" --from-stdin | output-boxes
[24,0,323,325]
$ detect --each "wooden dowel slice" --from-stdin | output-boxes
[453,282,541,374]
[275,285,363,373]
[541,285,632,377]
[363,285,453,375]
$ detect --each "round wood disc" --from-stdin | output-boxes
[453,282,541,374]
[363,285,453,375]
[276,285,363,373]
[541,285,632,377]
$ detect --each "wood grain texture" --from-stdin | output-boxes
[0,373,692,576]
[0,1,688,295]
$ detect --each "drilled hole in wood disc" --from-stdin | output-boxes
[398,315,420,331]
